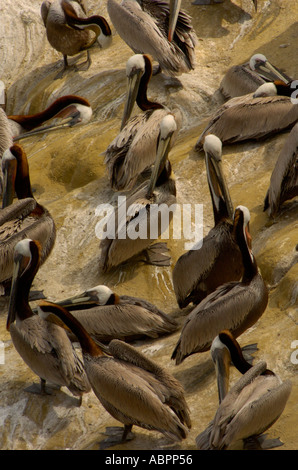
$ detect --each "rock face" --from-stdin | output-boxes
[0,0,297,451]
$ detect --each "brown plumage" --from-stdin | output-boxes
[172,135,243,309]
[54,284,178,342]
[264,122,298,217]
[38,300,191,445]
[6,239,91,398]
[196,331,292,450]
[0,144,55,291]
[171,206,268,365]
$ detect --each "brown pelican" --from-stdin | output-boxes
[99,114,177,272]
[0,145,56,292]
[172,135,243,309]
[8,95,92,141]
[171,205,268,365]
[52,284,178,341]
[41,0,112,77]
[195,90,298,149]
[107,0,197,76]
[264,122,298,217]
[192,0,257,9]
[220,53,292,100]
[105,54,182,191]
[6,239,91,398]
[0,108,13,192]
[196,330,292,450]
[38,300,191,446]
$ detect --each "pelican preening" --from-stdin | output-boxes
[38,300,191,446]
[6,239,91,398]
[41,0,112,76]
[264,122,298,217]
[220,53,292,100]
[8,95,92,141]
[196,331,292,450]
[54,284,178,342]
[105,54,182,191]
[0,145,56,291]
[172,135,243,308]
[171,205,268,364]
[100,114,177,272]
[107,0,198,76]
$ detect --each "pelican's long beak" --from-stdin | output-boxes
[205,152,234,220]
[6,250,31,330]
[146,116,176,198]
[121,67,144,130]
[211,336,231,404]
[168,0,182,42]
[1,149,17,208]
[56,291,99,310]
[255,59,290,84]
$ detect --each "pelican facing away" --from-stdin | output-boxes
[53,284,178,342]
[196,330,292,450]
[195,90,298,149]
[219,53,292,100]
[7,239,91,398]
[171,206,268,365]
[8,95,92,141]
[107,0,197,76]
[38,300,191,446]
[0,145,56,292]
[264,122,298,217]
[99,114,177,272]
[172,135,243,309]
[105,54,182,191]
[41,0,112,76]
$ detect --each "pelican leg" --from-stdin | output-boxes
[55,55,70,80]
[24,378,60,395]
[100,425,135,449]
[74,50,92,72]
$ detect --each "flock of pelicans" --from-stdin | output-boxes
[0,0,297,451]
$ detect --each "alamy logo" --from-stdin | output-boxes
[95,196,204,250]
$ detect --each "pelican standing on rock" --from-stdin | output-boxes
[8,95,92,141]
[107,0,197,76]
[38,300,191,447]
[196,330,292,450]
[171,206,268,364]
[53,284,178,342]
[219,53,292,100]
[264,122,298,217]
[105,54,182,191]
[41,0,112,77]
[6,239,91,399]
[0,145,56,293]
[172,135,243,309]
[99,114,177,272]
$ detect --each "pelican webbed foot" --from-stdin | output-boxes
[243,434,284,450]
[74,50,92,73]
[142,242,171,267]
[24,379,61,395]
[99,425,135,449]
[241,343,259,365]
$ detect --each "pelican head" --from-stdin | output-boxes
[253,82,277,98]
[1,147,17,208]
[121,54,147,129]
[203,134,234,221]
[7,239,41,330]
[234,205,252,251]
[250,53,289,83]
[56,285,120,310]
[146,114,177,197]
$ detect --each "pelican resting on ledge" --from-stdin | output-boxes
[99,114,177,272]
[171,206,268,364]
[38,300,192,447]
[6,239,91,399]
[264,121,298,217]
[107,0,197,76]
[41,0,112,77]
[53,284,178,342]
[0,145,56,294]
[196,330,292,450]
[105,54,182,191]
[8,95,92,141]
[172,134,243,309]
